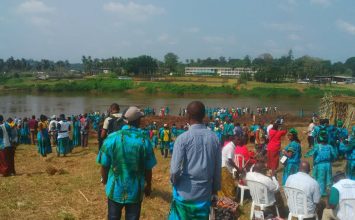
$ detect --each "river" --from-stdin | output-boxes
[0,92,320,117]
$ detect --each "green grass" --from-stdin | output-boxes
[1,76,354,98]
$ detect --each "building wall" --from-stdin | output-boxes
[185,67,256,77]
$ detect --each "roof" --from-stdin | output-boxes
[332,96,355,105]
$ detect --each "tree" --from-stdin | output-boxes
[125,55,158,75]
[345,57,355,77]
[164,52,179,73]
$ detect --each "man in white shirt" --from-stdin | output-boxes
[322,172,355,220]
[285,161,321,215]
[220,135,239,198]
[307,120,315,148]
[246,161,279,204]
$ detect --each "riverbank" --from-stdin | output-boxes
[1,76,354,98]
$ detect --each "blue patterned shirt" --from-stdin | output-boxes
[96,125,157,203]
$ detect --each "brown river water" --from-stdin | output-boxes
[0,92,319,118]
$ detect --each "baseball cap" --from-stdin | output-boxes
[124,106,144,122]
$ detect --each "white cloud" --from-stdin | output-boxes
[30,16,51,26]
[16,0,54,28]
[17,0,54,14]
[264,22,303,32]
[157,33,178,45]
[183,27,200,33]
[288,34,302,41]
[203,36,225,44]
[310,0,332,7]
[103,2,165,22]
[337,19,355,36]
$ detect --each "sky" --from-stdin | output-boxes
[0,0,354,63]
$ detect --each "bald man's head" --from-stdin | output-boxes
[299,161,311,174]
[187,101,205,123]
[253,161,267,175]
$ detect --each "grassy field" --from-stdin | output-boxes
[1,76,354,97]
[0,124,347,220]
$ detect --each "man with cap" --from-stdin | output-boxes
[322,172,355,220]
[97,106,157,220]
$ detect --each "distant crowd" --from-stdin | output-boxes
[1,101,354,220]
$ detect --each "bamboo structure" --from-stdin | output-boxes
[319,94,355,129]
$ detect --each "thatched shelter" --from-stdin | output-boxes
[319,94,355,128]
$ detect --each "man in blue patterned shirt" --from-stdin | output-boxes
[97,106,157,220]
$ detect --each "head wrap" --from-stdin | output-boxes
[288,128,298,136]
[318,130,328,142]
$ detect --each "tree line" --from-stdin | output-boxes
[1,50,355,83]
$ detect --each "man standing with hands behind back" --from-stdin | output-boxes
[169,101,221,220]
[97,106,157,220]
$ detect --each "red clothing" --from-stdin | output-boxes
[267,150,279,170]
[234,145,256,168]
[267,129,287,151]
[0,147,15,176]
[28,119,37,130]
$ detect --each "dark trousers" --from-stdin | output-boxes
[81,133,88,147]
[108,199,141,220]
[307,136,314,148]
[0,147,15,176]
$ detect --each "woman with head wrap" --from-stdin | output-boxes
[37,114,52,157]
[305,130,337,196]
[335,120,348,158]
[281,128,302,185]
[339,126,355,180]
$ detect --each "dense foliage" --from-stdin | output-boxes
[1,50,355,82]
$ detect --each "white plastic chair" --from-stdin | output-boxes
[247,180,280,220]
[338,198,355,220]
[283,186,319,220]
[233,154,249,206]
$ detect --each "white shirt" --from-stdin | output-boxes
[57,121,70,139]
[285,172,321,214]
[246,171,279,204]
[267,124,273,136]
[221,141,235,173]
[103,113,122,130]
[308,123,315,137]
[49,120,58,132]
[333,179,355,219]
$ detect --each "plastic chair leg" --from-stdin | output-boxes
[315,214,319,220]
[287,213,292,220]
[275,205,280,217]
[240,187,245,206]
[250,202,255,220]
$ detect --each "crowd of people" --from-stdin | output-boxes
[1,101,355,220]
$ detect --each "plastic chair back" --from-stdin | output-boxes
[234,154,245,169]
[247,180,272,206]
[283,186,309,215]
[338,199,355,219]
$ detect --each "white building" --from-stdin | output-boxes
[185,67,256,77]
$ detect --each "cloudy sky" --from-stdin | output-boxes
[0,0,354,62]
